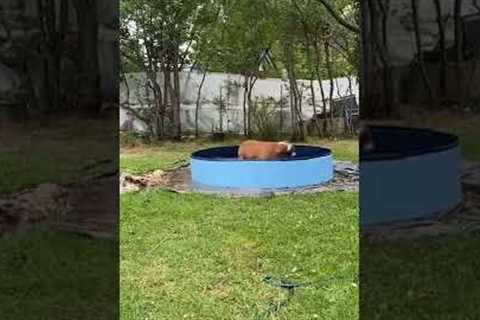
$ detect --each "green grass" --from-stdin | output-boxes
[120,137,358,175]
[118,109,480,319]
[362,234,480,319]
[0,114,117,194]
[431,113,480,161]
[452,131,480,161]
[120,142,199,175]
[119,127,480,319]
[0,115,118,319]
[120,137,359,318]
[121,190,358,319]
[0,229,117,320]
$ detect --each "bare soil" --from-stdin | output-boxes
[0,175,118,239]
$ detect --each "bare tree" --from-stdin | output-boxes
[172,47,182,139]
[282,40,305,141]
[454,0,464,62]
[433,0,448,96]
[411,0,434,102]
[364,0,393,116]
[312,0,360,33]
[73,0,101,113]
[194,68,207,138]
[324,41,335,131]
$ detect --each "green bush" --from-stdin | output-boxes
[250,97,282,140]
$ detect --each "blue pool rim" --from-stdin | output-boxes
[190,145,334,192]
[361,125,459,161]
[360,126,462,228]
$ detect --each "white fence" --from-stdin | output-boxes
[120,71,359,134]
[380,0,479,66]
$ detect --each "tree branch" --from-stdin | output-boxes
[312,0,360,34]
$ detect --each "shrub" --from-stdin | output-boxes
[250,97,281,140]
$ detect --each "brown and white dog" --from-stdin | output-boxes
[238,140,296,160]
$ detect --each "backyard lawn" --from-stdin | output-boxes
[0,115,117,194]
[3,110,478,318]
[361,233,480,318]
[0,230,117,320]
[120,138,359,319]
[120,111,480,319]
[0,115,118,319]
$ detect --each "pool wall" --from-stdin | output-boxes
[191,146,333,190]
[360,126,462,227]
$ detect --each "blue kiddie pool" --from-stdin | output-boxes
[191,145,333,193]
[360,126,462,228]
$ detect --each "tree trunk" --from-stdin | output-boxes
[302,31,322,137]
[472,0,480,11]
[309,77,322,137]
[312,0,360,33]
[454,0,463,63]
[377,0,393,116]
[172,65,182,139]
[289,84,295,137]
[411,0,434,102]
[162,64,169,136]
[36,0,58,112]
[283,44,305,141]
[433,0,448,98]
[246,76,257,138]
[368,0,393,116]
[195,70,207,138]
[313,40,328,136]
[219,87,224,133]
[279,85,284,133]
[74,0,101,114]
[360,0,373,118]
[324,41,335,133]
[152,76,163,140]
[347,75,353,95]
[242,76,248,136]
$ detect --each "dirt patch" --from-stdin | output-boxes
[120,167,189,193]
[0,183,69,235]
[0,175,118,239]
[52,175,118,239]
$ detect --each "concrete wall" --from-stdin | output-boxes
[120,71,359,134]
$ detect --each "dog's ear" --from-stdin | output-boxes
[279,141,292,151]
[290,144,296,156]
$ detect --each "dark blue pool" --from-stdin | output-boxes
[361,126,462,227]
